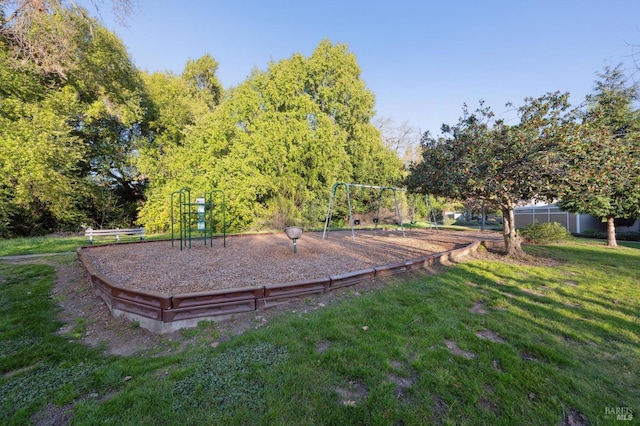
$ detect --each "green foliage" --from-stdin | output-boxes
[182,53,224,110]
[579,229,640,242]
[453,217,503,231]
[558,65,640,246]
[0,262,176,424]
[0,5,149,236]
[520,221,571,244]
[0,80,87,234]
[138,40,403,233]
[0,263,95,421]
[2,9,403,236]
[406,93,578,256]
[0,1,83,78]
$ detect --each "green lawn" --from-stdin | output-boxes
[1,240,638,425]
[0,233,173,257]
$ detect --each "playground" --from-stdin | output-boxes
[81,229,494,295]
[76,183,497,331]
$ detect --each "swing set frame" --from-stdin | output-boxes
[322,182,405,240]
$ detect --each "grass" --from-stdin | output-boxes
[1,239,638,424]
[0,233,173,257]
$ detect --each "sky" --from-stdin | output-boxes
[88,0,640,137]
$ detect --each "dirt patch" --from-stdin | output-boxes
[31,403,73,426]
[316,341,330,354]
[476,329,506,343]
[443,340,477,359]
[335,380,369,406]
[564,408,589,426]
[469,301,487,314]
[388,374,416,401]
[468,240,563,267]
[431,394,449,425]
[478,396,499,414]
[52,259,163,356]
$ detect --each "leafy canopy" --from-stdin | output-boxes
[558,65,640,246]
[0,3,148,236]
[138,40,403,233]
[406,92,578,256]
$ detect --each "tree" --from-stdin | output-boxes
[374,117,421,166]
[405,92,577,257]
[0,82,87,235]
[182,53,224,111]
[135,56,227,231]
[0,0,135,78]
[137,40,404,233]
[0,3,148,235]
[558,65,640,247]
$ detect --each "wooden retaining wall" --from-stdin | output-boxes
[77,240,482,333]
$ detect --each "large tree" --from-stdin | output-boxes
[135,57,224,231]
[374,117,421,166]
[0,0,135,78]
[138,40,403,232]
[0,2,148,235]
[405,92,577,257]
[558,65,640,247]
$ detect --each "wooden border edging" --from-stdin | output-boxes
[77,239,485,333]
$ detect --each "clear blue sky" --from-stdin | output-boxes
[92,0,640,136]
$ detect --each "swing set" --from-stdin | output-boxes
[322,182,405,240]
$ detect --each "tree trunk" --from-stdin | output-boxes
[502,206,525,257]
[606,215,618,247]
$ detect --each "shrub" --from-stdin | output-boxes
[617,232,640,241]
[577,229,640,242]
[453,218,481,227]
[579,229,604,237]
[452,217,503,231]
[442,217,456,226]
[521,222,571,244]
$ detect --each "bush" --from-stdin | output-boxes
[453,218,481,227]
[521,222,571,244]
[577,229,640,242]
[452,217,503,231]
[442,217,456,226]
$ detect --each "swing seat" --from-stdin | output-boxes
[373,218,379,224]
[354,219,361,225]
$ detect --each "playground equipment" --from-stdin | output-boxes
[170,188,226,250]
[322,182,405,240]
[284,226,303,253]
[409,194,439,231]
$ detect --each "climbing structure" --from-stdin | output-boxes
[170,188,226,250]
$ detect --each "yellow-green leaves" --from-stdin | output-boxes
[138,40,403,232]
